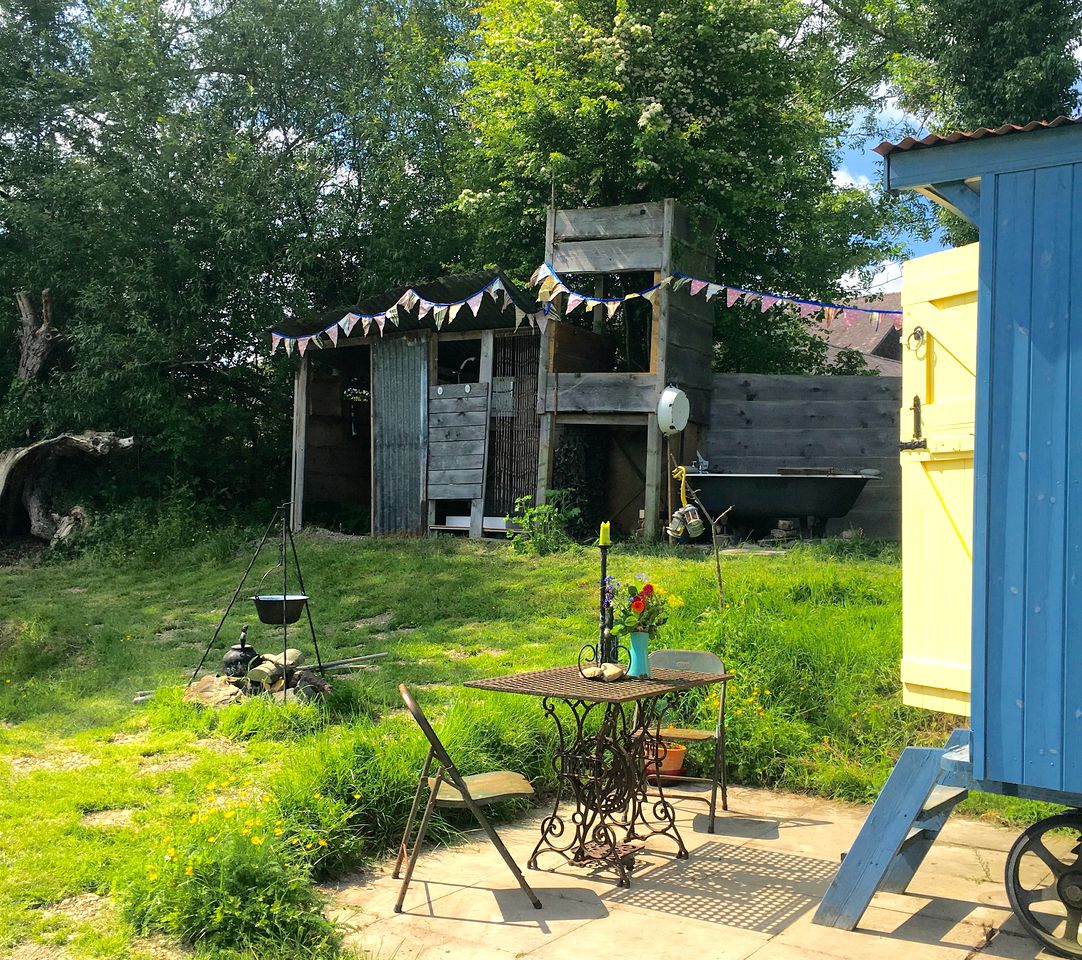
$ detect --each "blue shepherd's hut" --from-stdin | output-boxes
[815,117,1082,957]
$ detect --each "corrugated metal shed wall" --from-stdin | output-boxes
[972,161,1082,793]
[371,336,427,535]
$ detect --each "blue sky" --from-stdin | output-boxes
[834,121,947,294]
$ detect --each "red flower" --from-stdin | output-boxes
[631,598,645,614]
[642,584,654,597]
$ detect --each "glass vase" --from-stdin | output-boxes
[628,631,651,678]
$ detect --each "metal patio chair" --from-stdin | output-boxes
[647,649,730,831]
[393,684,542,913]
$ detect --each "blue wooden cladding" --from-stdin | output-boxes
[886,126,1082,798]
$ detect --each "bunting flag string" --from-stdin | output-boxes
[269,275,547,354]
[529,263,903,331]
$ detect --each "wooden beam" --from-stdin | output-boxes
[471,330,494,538]
[536,207,557,505]
[290,355,309,531]
[917,180,980,225]
[551,372,659,413]
[644,412,662,540]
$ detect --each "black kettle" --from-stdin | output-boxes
[222,626,258,678]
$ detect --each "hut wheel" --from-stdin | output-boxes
[1006,811,1082,958]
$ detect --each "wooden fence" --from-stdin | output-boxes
[703,374,901,539]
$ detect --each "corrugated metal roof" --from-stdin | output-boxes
[874,115,1082,157]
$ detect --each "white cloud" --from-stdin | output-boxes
[840,260,903,295]
[833,167,872,190]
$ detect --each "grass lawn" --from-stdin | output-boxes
[0,532,1054,959]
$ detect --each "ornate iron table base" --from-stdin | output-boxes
[528,695,687,887]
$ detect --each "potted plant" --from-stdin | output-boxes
[611,577,671,678]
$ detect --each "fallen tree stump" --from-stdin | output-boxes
[0,431,134,543]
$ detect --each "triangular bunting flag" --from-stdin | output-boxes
[529,264,550,287]
[361,316,372,336]
[398,290,418,310]
[385,307,399,328]
[284,339,294,356]
[566,293,584,312]
[690,279,707,296]
[822,306,841,329]
[433,305,448,329]
[726,288,741,308]
[340,313,358,336]
[871,312,882,331]
[644,288,661,306]
[489,277,505,299]
[659,275,674,287]
[535,311,548,333]
[606,300,620,318]
[418,300,433,319]
[467,292,484,316]
[892,314,903,330]
[297,338,309,356]
[376,315,386,336]
[537,275,558,302]
[760,296,778,312]
[843,308,859,328]
[449,302,463,323]
[797,302,817,319]
[326,324,339,346]
[271,333,282,354]
[514,307,526,329]
[705,283,722,300]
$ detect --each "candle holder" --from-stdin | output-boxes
[578,525,625,677]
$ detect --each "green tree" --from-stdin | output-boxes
[0,0,467,504]
[454,0,908,372]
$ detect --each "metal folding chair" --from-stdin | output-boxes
[648,649,730,832]
[393,684,542,912]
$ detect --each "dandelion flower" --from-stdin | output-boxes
[189,814,198,823]
[353,793,361,800]
[764,689,771,696]
[184,865,193,877]
[291,838,300,845]
[274,828,283,836]
[166,847,176,860]
[275,819,283,826]
[318,839,327,847]
[251,836,265,846]
[207,836,218,844]
[223,810,235,819]
[305,842,314,850]
[206,781,217,791]
[313,792,322,799]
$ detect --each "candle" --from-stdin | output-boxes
[599,521,611,546]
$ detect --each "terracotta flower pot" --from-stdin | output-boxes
[644,741,686,782]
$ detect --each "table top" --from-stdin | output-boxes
[464,665,732,704]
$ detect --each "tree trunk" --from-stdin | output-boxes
[0,432,134,543]
[15,288,56,381]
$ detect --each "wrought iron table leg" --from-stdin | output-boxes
[625,696,688,857]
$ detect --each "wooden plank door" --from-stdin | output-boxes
[900,244,978,716]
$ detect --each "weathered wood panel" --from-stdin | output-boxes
[426,380,490,504]
[703,374,902,538]
[430,409,488,428]
[428,395,490,415]
[429,423,486,444]
[551,372,659,413]
[553,203,666,240]
[551,237,665,274]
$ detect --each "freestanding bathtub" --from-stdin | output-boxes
[685,470,872,534]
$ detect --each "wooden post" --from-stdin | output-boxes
[419,332,431,536]
[471,330,495,537]
[536,206,557,505]
[426,336,438,534]
[290,355,309,531]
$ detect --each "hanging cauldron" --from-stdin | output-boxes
[251,594,309,625]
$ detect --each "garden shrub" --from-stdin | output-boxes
[121,781,338,956]
[505,491,581,555]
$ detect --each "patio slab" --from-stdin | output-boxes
[333,786,1058,959]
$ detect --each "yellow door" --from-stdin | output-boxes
[900,244,978,716]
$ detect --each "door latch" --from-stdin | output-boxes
[900,395,927,450]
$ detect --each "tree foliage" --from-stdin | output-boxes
[0,0,467,502]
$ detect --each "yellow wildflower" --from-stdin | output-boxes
[305,842,314,850]
[240,828,251,837]
[275,819,283,826]
[189,814,198,823]
[668,596,685,608]
[764,689,771,696]
[223,810,235,819]
[165,847,176,860]
[291,837,300,845]
[184,865,194,877]
[251,836,265,846]
[274,828,284,836]
[313,792,322,799]
[318,839,327,847]
[206,781,217,791]
[207,836,218,844]
[353,793,361,800]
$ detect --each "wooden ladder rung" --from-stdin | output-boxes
[917,785,969,823]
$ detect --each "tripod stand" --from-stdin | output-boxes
[188,502,324,700]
